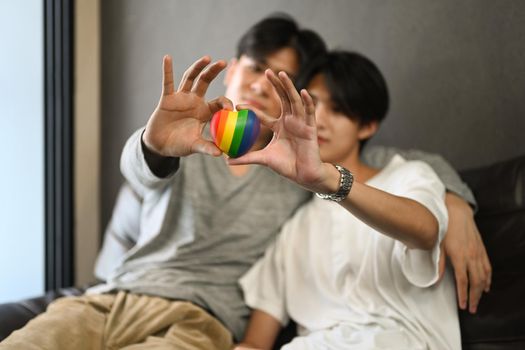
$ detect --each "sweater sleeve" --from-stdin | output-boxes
[362,146,477,210]
[120,128,179,197]
[94,183,141,280]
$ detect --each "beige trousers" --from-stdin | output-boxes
[0,291,233,350]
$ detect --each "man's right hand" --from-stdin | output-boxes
[143,55,233,158]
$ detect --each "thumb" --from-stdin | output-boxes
[228,149,267,166]
[208,96,234,115]
[191,139,222,157]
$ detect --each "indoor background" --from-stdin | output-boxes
[1,0,523,302]
[101,0,525,231]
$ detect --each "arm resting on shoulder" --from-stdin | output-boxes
[363,146,492,312]
[362,146,477,208]
[121,55,231,196]
[441,192,492,314]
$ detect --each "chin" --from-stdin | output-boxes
[319,151,331,164]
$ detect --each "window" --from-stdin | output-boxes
[0,0,74,303]
[0,1,45,302]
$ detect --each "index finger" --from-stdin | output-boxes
[265,69,292,116]
[278,71,304,118]
[177,56,211,92]
[300,89,316,127]
[192,60,227,97]
[454,265,468,310]
[468,263,484,313]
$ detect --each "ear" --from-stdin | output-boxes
[357,120,379,141]
[224,58,238,86]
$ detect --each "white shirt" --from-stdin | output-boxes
[240,156,460,349]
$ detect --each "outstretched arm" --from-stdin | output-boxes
[121,55,233,194]
[142,55,233,158]
[230,70,440,250]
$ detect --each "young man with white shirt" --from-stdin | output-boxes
[234,51,460,349]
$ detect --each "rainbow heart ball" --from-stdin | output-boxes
[210,109,260,158]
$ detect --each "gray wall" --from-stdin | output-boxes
[101,0,525,228]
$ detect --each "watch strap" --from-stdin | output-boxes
[315,164,354,202]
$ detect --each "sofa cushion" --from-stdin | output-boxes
[459,155,525,349]
[0,286,85,341]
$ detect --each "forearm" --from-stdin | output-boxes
[322,164,439,250]
[239,310,282,350]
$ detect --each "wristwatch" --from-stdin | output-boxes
[315,164,354,202]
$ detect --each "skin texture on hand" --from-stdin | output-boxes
[438,192,492,313]
[143,55,233,158]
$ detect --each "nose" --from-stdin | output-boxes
[315,104,328,130]
[250,73,272,97]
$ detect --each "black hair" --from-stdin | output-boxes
[236,13,327,72]
[297,50,389,148]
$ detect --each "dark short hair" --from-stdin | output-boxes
[297,50,389,147]
[236,13,326,72]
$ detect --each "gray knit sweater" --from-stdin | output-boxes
[92,128,311,341]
